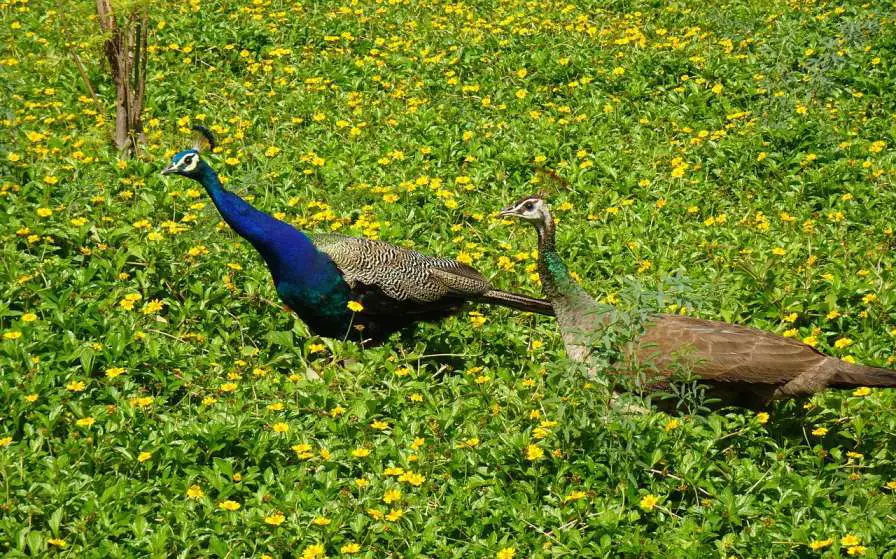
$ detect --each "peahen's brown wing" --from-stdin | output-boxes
[634,315,830,385]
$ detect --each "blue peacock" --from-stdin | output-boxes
[160,126,553,344]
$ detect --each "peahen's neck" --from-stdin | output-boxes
[534,212,590,302]
[192,162,321,285]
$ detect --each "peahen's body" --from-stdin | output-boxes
[501,195,896,408]
[160,136,552,344]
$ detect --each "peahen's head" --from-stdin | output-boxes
[160,125,217,179]
[499,195,551,226]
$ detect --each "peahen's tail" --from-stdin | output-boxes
[480,290,555,316]
[834,362,896,388]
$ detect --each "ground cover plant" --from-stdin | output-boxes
[2,0,896,556]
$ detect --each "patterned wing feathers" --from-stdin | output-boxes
[313,235,492,303]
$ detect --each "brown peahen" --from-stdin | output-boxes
[500,194,896,408]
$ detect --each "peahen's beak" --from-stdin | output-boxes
[498,206,516,218]
[160,164,177,176]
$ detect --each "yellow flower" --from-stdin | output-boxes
[21,313,37,322]
[496,547,516,559]
[292,443,313,457]
[385,508,404,522]
[812,427,828,436]
[347,300,364,312]
[840,535,860,547]
[218,500,240,511]
[25,394,38,403]
[301,543,326,559]
[515,88,527,99]
[265,513,285,526]
[664,418,680,431]
[3,331,22,340]
[399,471,426,486]
[639,494,659,511]
[869,140,886,153]
[36,207,53,217]
[48,538,67,548]
[847,545,867,556]
[525,444,544,461]
[130,396,154,408]
[563,491,587,503]
[383,488,402,504]
[141,299,165,315]
[272,422,289,433]
[0,436,13,447]
[340,543,361,554]
[808,538,833,550]
[137,451,152,463]
[370,420,389,430]
[267,402,285,411]
[312,516,330,526]
[458,437,480,448]
[219,382,238,392]
[853,387,872,397]
[756,412,769,425]
[186,485,205,499]
[351,447,370,458]
[105,367,126,379]
[66,380,86,392]
[75,417,95,427]
[834,337,853,349]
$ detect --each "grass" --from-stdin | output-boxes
[2,0,896,556]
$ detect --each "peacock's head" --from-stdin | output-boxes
[499,195,551,225]
[161,149,203,178]
[160,125,217,179]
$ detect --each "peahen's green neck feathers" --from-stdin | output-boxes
[535,213,590,302]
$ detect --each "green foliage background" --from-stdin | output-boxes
[1,0,895,556]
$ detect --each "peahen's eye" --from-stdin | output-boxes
[524,201,534,210]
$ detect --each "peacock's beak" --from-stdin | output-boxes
[160,164,177,176]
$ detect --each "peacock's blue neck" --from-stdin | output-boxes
[193,162,324,287]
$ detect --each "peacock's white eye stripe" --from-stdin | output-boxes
[180,154,199,172]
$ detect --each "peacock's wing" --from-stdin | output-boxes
[309,234,493,310]
[634,314,829,385]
